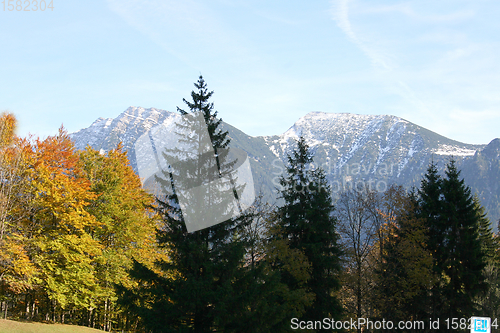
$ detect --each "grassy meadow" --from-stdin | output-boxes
[0,319,105,333]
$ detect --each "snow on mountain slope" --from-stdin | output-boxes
[264,111,483,184]
[71,106,180,169]
[70,107,485,186]
[70,107,499,222]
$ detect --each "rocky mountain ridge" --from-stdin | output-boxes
[70,106,499,224]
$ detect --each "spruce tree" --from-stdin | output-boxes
[440,160,487,318]
[119,76,251,332]
[277,136,342,323]
[418,160,488,322]
[373,187,435,331]
[418,161,444,266]
[473,196,499,319]
[417,161,445,318]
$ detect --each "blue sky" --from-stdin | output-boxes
[1,0,499,144]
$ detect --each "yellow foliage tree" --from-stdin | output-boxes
[25,128,103,313]
[0,113,38,297]
[78,144,162,330]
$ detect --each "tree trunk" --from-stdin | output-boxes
[25,295,30,320]
[357,264,362,333]
[104,298,109,332]
[3,301,7,319]
[32,300,36,321]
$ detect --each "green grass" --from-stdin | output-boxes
[0,319,104,333]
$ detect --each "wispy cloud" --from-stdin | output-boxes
[360,3,475,24]
[330,0,393,70]
[106,0,252,68]
[329,0,500,143]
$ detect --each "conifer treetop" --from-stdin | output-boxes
[176,75,229,151]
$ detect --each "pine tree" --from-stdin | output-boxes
[120,76,252,332]
[276,136,342,324]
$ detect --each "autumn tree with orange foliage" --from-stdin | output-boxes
[0,113,160,330]
[0,113,39,318]
[20,127,103,321]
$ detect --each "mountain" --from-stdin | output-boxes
[70,106,500,225]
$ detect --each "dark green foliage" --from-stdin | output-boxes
[276,136,343,324]
[118,77,333,333]
[418,159,488,322]
[475,196,496,262]
[417,161,446,318]
[119,76,254,332]
[372,161,491,331]
[474,199,500,320]
[439,160,487,317]
[177,76,229,154]
[373,187,435,331]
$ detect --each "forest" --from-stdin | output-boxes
[0,77,499,333]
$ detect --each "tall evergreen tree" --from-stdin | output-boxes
[418,160,487,322]
[439,160,486,318]
[474,197,499,319]
[417,161,444,318]
[373,186,435,332]
[119,76,252,332]
[276,136,342,324]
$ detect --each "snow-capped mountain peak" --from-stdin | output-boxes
[69,107,499,223]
